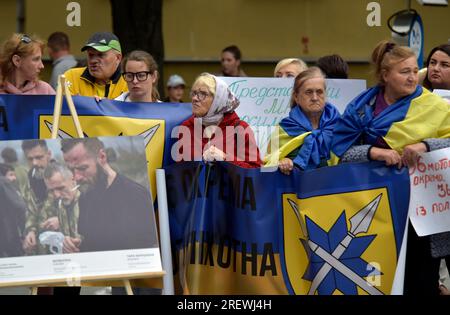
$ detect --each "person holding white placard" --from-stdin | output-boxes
[422,44,450,295]
[330,40,450,295]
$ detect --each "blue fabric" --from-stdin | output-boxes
[279,103,340,170]
[0,95,192,165]
[331,85,423,157]
[165,161,410,295]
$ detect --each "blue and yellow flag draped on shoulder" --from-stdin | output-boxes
[330,86,450,164]
[264,103,340,170]
[166,161,410,295]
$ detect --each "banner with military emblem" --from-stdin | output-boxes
[0,94,192,200]
[166,161,410,295]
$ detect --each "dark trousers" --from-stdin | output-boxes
[404,222,441,295]
[112,287,161,295]
[37,287,53,295]
[53,287,81,295]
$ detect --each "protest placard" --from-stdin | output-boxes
[433,89,450,103]
[409,147,450,236]
[219,77,366,157]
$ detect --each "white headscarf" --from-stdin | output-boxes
[200,75,240,126]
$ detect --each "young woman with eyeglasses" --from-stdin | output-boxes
[114,50,160,103]
[0,33,55,94]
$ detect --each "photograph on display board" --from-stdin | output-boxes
[0,136,161,286]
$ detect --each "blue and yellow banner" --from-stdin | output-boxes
[0,94,192,199]
[166,161,410,295]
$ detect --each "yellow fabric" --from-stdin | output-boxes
[64,67,128,99]
[328,152,340,167]
[263,126,311,167]
[383,88,450,153]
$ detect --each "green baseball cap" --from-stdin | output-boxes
[81,32,122,53]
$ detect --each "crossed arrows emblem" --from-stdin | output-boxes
[288,193,384,295]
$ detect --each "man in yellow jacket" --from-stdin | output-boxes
[64,32,128,98]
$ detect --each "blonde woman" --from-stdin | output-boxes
[274,58,308,78]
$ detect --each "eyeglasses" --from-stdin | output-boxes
[122,71,151,82]
[19,34,32,44]
[14,34,32,54]
[190,90,211,101]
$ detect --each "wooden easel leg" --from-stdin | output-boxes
[64,83,84,138]
[52,75,84,140]
[51,77,64,139]
[30,287,38,295]
[123,280,134,295]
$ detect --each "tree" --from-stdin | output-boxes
[110,0,165,97]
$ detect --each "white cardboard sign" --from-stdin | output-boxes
[220,77,366,157]
[409,147,450,236]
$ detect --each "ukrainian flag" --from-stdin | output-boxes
[330,86,450,164]
[264,103,340,170]
[166,161,410,295]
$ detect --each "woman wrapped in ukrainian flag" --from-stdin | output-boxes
[329,40,450,296]
[330,40,450,168]
[264,67,340,174]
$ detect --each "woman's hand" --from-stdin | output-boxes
[203,145,226,162]
[94,95,102,103]
[370,147,403,168]
[278,158,294,175]
[402,142,427,168]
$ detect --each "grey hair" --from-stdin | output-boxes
[43,161,73,181]
[192,72,216,97]
[290,66,327,107]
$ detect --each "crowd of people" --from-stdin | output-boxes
[0,29,449,295]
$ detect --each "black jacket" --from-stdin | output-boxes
[0,177,27,257]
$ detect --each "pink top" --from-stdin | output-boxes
[0,80,55,95]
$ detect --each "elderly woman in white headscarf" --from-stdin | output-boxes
[176,73,261,168]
